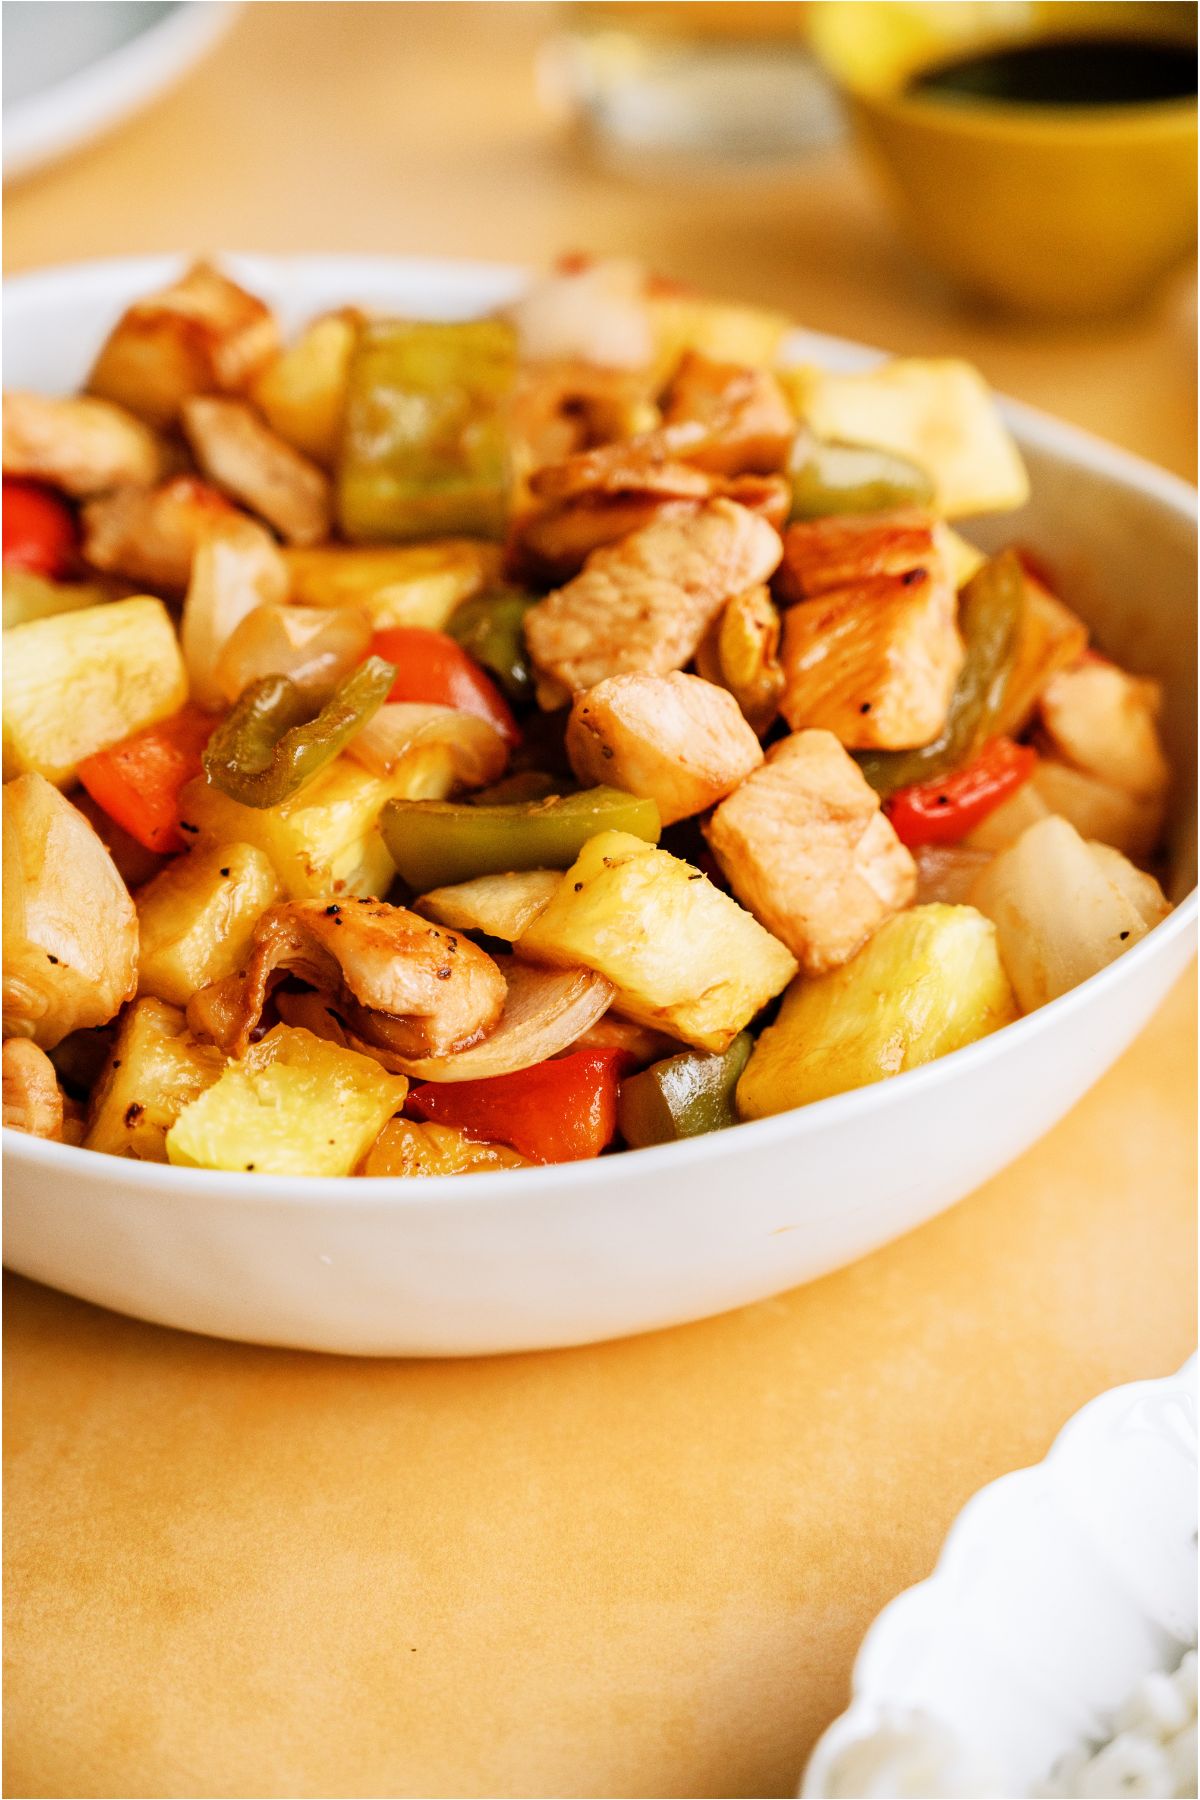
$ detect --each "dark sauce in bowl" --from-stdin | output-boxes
[907,36,1197,108]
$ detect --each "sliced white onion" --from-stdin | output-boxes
[362,956,613,1082]
[345,701,507,791]
[214,602,371,705]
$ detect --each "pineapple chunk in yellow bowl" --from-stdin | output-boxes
[809,0,1197,318]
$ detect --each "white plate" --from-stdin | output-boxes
[2,255,1196,1357]
[2,1,237,184]
[801,1359,1197,1798]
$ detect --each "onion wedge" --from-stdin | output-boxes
[350,955,613,1082]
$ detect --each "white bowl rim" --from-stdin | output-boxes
[800,1354,1198,1797]
[3,252,1196,1210]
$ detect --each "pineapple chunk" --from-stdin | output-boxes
[416,869,563,941]
[166,1025,407,1176]
[283,541,500,630]
[249,311,357,468]
[966,778,1052,852]
[3,569,112,630]
[1030,759,1164,862]
[85,998,226,1161]
[942,527,986,589]
[782,358,1029,518]
[517,830,796,1053]
[359,1118,528,1177]
[737,904,1017,1117]
[969,817,1169,1011]
[136,842,282,1007]
[648,292,790,385]
[88,260,278,428]
[177,753,450,900]
[3,595,187,786]
[1038,660,1170,800]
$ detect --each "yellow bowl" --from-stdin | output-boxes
[809,0,1198,317]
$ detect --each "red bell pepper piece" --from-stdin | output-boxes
[886,737,1037,849]
[3,477,77,577]
[408,1049,629,1164]
[368,626,520,746]
[78,705,218,856]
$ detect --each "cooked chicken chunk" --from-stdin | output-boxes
[525,499,782,696]
[528,429,715,504]
[187,898,506,1060]
[3,774,139,1049]
[660,351,795,476]
[2,1038,64,1139]
[81,476,239,592]
[181,397,332,545]
[703,730,916,975]
[3,391,162,496]
[1038,658,1170,799]
[88,259,279,429]
[776,512,963,750]
[510,474,788,585]
[567,671,763,825]
[775,510,948,605]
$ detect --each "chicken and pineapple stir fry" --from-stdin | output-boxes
[1,258,1174,1173]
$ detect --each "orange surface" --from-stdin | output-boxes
[3,7,1196,1796]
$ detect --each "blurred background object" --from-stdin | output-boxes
[541,1,842,166]
[810,0,1198,318]
[2,0,237,184]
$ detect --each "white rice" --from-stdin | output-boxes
[1037,1650,1197,1800]
[817,1651,1197,1799]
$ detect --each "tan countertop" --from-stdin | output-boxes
[4,7,1196,1796]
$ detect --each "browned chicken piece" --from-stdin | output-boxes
[88,259,279,429]
[3,774,139,1050]
[2,1039,64,1140]
[525,498,783,696]
[187,899,506,1061]
[567,671,763,825]
[3,391,163,496]
[510,359,659,479]
[528,429,714,504]
[776,512,963,751]
[81,476,238,593]
[181,397,332,546]
[775,510,943,606]
[704,730,917,975]
[1038,658,1170,799]
[510,493,698,586]
[509,474,789,586]
[660,351,795,476]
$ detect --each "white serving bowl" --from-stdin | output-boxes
[800,1358,1197,1799]
[3,256,1196,1357]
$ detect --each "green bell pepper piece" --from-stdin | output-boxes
[857,549,1027,798]
[337,317,517,542]
[381,786,660,891]
[617,1033,753,1147]
[789,437,935,521]
[202,655,395,809]
[447,589,536,704]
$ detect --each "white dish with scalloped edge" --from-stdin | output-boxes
[2,255,1196,1356]
[801,1359,1197,1799]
